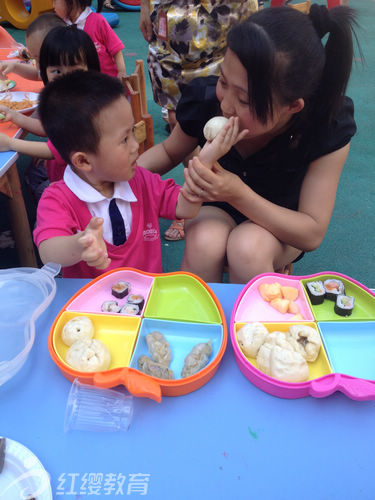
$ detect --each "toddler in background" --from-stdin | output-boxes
[0,25,100,200]
[33,71,243,278]
[54,0,126,78]
[0,13,66,82]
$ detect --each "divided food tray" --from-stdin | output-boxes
[230,272,375,401]
[49,268,227,402]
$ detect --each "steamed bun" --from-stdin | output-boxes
[236,322,268,358]
[203,116,229,142]
[65,338,111,372]
[62,316,94,346]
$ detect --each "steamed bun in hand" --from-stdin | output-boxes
[62,316,95,346]
[203,116,229,142]
[65,338,111,372]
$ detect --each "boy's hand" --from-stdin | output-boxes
[0,61,17,79]
[199,117,248,168]
[0,106,15,123]
[78,217,111,270]
[0,133,12,152]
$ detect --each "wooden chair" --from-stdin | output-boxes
[122,59,154,154]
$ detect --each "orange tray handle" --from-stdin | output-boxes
[93,367,162,403]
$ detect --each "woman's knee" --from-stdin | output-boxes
[185,220,227,259]
[226,224,276,269]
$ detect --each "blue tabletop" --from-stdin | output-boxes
[1,278,374,499]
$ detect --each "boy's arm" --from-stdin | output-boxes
[0,61,40,80]
[114,51,126,79]
[0,108,46,136]
[0,133,53,158]
[38,217,111,269]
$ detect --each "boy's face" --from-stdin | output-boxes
[84,96,140,185]
[25,31,43,69]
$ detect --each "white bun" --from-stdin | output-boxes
[62,316,95,346]
[65,338,111,372]
[203,116,229,141]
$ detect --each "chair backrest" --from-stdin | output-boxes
[122,59,154,154]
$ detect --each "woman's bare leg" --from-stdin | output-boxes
[181,206,236,282]
[227,222,302,283]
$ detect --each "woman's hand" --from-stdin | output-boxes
[78,217,111,270]
[139,1,153,42]
[182,156,244,203]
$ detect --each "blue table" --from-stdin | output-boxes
[1,278,374,499]
[0,148,37,267]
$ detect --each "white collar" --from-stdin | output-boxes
[64,165,137,203]
[65,7,91,29]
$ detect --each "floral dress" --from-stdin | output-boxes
[147,0,258,110]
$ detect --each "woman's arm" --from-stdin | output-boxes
[139,0,153,42]
[0,107,45,136]
[185,144,350,251]
[0,133,53,158]
[138,123,199,175]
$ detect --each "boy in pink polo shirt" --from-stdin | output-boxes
[33,71,243,278]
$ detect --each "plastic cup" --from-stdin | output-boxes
[64,379,134,432]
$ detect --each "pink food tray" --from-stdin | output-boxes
[230,272,375,401]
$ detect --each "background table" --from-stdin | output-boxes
[1,278,374,499]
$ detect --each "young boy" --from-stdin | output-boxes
[34,71,242,278]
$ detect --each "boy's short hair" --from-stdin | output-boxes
[39,25,100,84]
[38,70,127,164]
[26,12,66,38]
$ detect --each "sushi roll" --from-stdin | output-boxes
[334,294,354,316]
[323,279,345,301]
[101,300,121,313]
[306,281,325,305]
[111,281,131,299]
[120,303,140,315]
[126,294,144,311]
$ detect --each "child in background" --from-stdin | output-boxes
[53,0,126,78]
[0,25,100,200]
[0,13,66,82]
[33,71,243,278]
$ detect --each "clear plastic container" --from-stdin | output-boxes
[0,262,60,386]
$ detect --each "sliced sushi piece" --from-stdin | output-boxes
[334,294,354,316]
[306,281,325,305]
[126,293,144,311]
[323,279,345,301]
[120,303,140,315]
[101,300,121,313]
[111,281,131,299]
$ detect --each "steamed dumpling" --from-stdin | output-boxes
[236,322,268,358]
[65,339,111,372]
[62,316,94,346]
